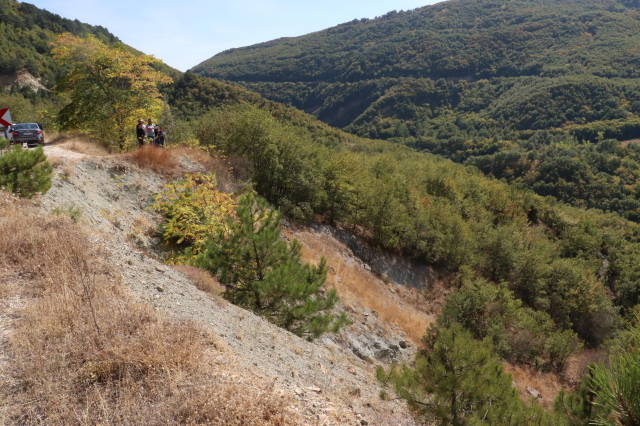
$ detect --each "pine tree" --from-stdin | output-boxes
[0,145,52,198]
[197,193,349,339]
[377,323,564,426]
[590,322,640,426]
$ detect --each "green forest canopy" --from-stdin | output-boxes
[189,0,640,223]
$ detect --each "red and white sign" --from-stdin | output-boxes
[0,109,12,127]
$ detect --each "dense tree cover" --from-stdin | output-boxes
[440,276,583,372]
[377,323,566,426]
[194,0,640,83]
[193,0,640,137]
[193,105,640,357]
[463,133,640,223]
[0,0,119,84]
[192,0,640,225]
[244,78,640,225]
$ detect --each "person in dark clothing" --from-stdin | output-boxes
[136,119,146,147]
[156,127,166,147]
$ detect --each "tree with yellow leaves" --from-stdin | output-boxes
[51,33,172,150]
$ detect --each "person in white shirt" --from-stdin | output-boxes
[146,118,156,144]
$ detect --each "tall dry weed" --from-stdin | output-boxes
[0,192,304,425]
[173,265,227,303]
[127,145,181,176]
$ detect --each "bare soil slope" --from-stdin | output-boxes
[27,151,421,425]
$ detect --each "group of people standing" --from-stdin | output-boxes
[136,118,166,147]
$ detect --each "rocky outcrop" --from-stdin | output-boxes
[0,71,49,92]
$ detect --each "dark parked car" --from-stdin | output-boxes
[10,123,44,147]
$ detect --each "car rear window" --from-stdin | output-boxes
[14,123,39,130]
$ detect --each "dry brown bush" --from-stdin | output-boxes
[62,162,76,177]
[48,155,65,168]
[0,193,304,425]
[173,265,226,301]
[127,145,181,176]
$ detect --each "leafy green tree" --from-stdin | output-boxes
[590,323,640,426]
[0,93,37,123]
[197,193,349,339]
[376,323,563,426]
[51,33,172,150]
[0,146,52,197]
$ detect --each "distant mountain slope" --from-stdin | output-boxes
[0,0,181,89]
[0,0,121,86]
[163,71,363,147]
[191,0,640,136]
[190,0,640,221]
[193,0,640,83]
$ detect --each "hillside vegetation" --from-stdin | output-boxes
[192,0,640,222]
[0,0,118,84]
[2,1,640,423]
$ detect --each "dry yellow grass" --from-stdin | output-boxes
[504,363,570,410]
[173,265,227,305]
[285,227,436,345]
[0,192,305,425]
[47,155,65,168]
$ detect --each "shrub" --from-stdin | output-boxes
[590,321,640,426]
[52,203,83,223]
[0,146,52,197]
[151,173,236,263]
[440,276,582,370]
[127,145,180,176]
[545,330,583,372]
[0,137,8,154]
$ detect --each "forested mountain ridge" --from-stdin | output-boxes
[0,0,181,90]
[192,0,640,130]
[0,0,121,86]
[193,0,640,83]
[191,0,640,222]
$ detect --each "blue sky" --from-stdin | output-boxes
[27,0,441,71]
